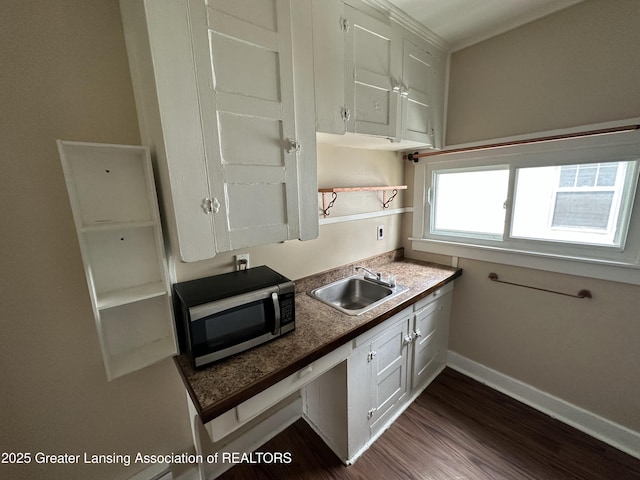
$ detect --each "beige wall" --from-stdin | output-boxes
[0,2,408,479]
[407,0,640,432]
[0,1,193,479]
[446,0,640,145]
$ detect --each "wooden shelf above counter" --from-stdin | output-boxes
[319,185,407,217]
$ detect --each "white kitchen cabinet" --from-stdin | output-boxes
[305,282,454,464]
[410,282,453,389]
[312,0,446,150]
[398,29,442,149]
[304,307,412,463]
[312,0,401,140]
[120,0,318,262]
[344,2,400,140]
[354,309,411,437]
[58,141,176,380]
[312,0,347,135]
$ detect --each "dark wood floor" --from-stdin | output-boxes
[219,368,640,479]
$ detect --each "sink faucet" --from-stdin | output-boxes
[355,266,380,280]
[355,266,396,288]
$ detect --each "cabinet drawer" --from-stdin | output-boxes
[206,342,351,442]
[413,281,454,312]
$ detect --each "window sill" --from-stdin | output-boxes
[410,237,640,285]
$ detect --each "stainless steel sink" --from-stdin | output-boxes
[310,275,408,316]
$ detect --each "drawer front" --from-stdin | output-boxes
[206,342,351,442]
[413,281,454,312]
[236,342,352,422]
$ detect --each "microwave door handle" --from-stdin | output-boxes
[271,292,281,335]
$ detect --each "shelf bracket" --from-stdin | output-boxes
[322,191,338,217]
[382,189,400,209]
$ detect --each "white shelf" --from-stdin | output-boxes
[106,336,177,379]
[97,282,168,310]
[58,140,177,381]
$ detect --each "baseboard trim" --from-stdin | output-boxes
[446,351,640,460]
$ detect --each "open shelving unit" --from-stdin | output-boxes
[58,140,177,380]
[318,185,407,217]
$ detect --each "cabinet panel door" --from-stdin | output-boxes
[128,0,217,262]
[369,318,408,430]
[344,5,399,139]
[312,0,346,134]
[411,300,440,388]
[189,0,301,251]
[401,38,435,146]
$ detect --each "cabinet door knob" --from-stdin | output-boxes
[340,17,350,32]
[413,329,422,339]
[403,334,414,345]
[286,139,301,154]
[341,106,351,122]
[202,197,220,214]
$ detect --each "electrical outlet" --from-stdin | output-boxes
[235,253,249,271]
[377,225,384,240]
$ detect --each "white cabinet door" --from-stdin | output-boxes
[410,286,453,391]
[343,309,410,459]
[189,0,306,252]
[411,299,440,388]
[400,38,436,147]
[368,316,409,432]
[312,0,347,135]
[121,0,217,262]
[344,4,400,140]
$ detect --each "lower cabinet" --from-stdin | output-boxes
[305,282,454,464]
[347,308,411,457]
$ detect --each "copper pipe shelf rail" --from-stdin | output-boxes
[318,186,407,217]
[403,124,640,162]
[488,272,592,299]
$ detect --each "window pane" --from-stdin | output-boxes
[432,168,508,238]
[559,166,577,187]
[552,191,614,229]
[511,161,632,246]
[597,164,618,186]
[576,164,597,187]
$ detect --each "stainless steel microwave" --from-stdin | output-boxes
[173,266,295,368]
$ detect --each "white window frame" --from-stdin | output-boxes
[410,128,640,285]
[510,160,635,246]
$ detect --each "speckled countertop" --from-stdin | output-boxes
[174,249,462,423]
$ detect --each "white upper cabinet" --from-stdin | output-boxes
[121,0,318,262]
[397,27,445,150]
[312,0,446,151]
[344,3,400,140]
[312,0,347,135]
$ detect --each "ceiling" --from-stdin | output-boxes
[385,0,584,51]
